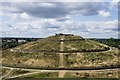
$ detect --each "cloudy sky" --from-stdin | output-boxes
[0,0,119,38]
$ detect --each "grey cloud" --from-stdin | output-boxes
[7,24,13,28]
[2,2,104,18]
[46,25,60,29]
[71,2,102,16]
[112,28,120,31]
[4,2,69,18]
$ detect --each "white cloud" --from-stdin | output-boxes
[20,12,32,19]
[1,18,118,38]
[1,2,118,38]
[38,3,55,8]
[98,10,111,17]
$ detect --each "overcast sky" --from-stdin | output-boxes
[0,0,119,38]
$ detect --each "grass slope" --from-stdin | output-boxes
[1,34,120,69]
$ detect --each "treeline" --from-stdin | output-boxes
[0,38,40,50]
[91,38,120,49]
[0,42,26,50]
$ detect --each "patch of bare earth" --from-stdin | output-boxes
[59,71,66,78]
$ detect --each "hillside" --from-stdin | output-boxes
[1,34,120,78]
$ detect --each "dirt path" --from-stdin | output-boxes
[59,43,64,68]
[59,35,66,78]
[59,35,65,68]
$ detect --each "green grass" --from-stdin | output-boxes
[1,68,10,75]
[45,35,61,40]
[21,72,58,78]
[9,69,30,76]
[31,41,60,51]
[64,35,82,40]
[64,69,119,78]
[13,40,60,51]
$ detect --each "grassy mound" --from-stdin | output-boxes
[1,34,119,69]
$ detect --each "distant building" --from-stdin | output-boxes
[7,40,11,42]
[2,38,18,42]
[119,45,120,47]
[11,39,17,42]
[18,39,26,42]
[1,37,39,43]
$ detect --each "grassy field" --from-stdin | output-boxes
[64,69,119,78]
[9,69,30,76]
[20,72,58,78]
